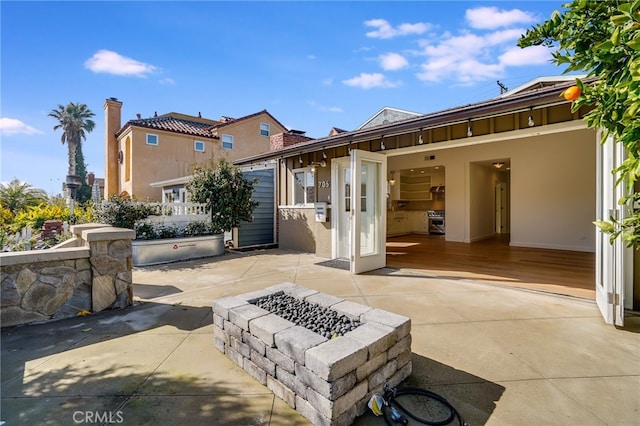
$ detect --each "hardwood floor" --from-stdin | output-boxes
[386,233,596,299]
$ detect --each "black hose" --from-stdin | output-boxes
[381,385,465,426]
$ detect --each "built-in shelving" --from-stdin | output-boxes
[399,175,432,201]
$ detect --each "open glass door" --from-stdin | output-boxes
[350,149,387,274]
[596,133,626,326]
[331,157,351,261]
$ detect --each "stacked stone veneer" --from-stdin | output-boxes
[212,283,412,426]
[1,225,135,327]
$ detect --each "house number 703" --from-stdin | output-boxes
[319,180,330,188]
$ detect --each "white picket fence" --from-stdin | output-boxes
[141,202,209,228]
[145,202,209,217]
[3,222,71,251]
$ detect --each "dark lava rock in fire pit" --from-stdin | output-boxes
[252,293,360,339]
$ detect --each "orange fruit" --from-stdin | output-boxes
[562,86,581,101]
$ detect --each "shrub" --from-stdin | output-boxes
[134,223,157,240]
[186,158,258,233]
[9,203,95,233]
[156,224,178,239]
[183,220,213,237]
[95,195,157,229]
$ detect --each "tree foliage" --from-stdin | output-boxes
[186,159,259,233]
[48,102,96,177]
[518,0,640,247]
[9,204,93,233]
[74,144,92,204]
[0,179,48,216]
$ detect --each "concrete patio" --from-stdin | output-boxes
[2,249,639,425]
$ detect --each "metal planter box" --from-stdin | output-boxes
[132,234,224,266]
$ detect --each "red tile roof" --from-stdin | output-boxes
[116,109,289,139]
[118,115,219,139]
[213,109,288,132]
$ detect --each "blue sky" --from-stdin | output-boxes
[1,1,572,195]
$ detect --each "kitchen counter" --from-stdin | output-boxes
[387,211,430,236]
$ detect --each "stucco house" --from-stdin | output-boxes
[103,98,289,201]
[234,76,637,326]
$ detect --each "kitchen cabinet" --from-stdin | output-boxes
[410,211,430,234]
[387,211,430,235]
[400,175,432,201]
[429,169,445,186]
[387,212,411,236]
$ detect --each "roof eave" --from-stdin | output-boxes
[234,78,594,166]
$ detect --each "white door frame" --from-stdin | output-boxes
[331,157,351,260]
[595,132,631,326]
[350,149,387,274]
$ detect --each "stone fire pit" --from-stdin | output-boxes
[212,283,412,426]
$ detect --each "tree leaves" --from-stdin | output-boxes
[520,0,640,248]
[186,159,259,233]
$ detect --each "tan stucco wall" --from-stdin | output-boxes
[121,128,216,200]
[108,112,287,201]
[218,114,286,161]
[278,207,332,258]
[104,99,122,197]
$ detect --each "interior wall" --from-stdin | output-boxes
[469,163,498,242]
[387,127,597,252]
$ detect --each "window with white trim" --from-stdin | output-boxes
[260,123,270,137]
[293,168,315,206]
[222,134,233,150]
[146,133,158,145]
[194,140,205,152]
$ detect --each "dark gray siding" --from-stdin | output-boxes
[238,168,275,247]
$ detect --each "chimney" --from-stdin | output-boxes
[270,131,314,151]
[136,113,141,120]
[104,97,123,197]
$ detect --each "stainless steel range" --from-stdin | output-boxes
[427,210,445,235]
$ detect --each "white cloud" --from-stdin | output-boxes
[343,72,401,89]
[379,52,409,71]
[466,7,537,30]
[499,45,551,66]
[159,77,175,85]
[485,28,528,45]
[415,20,549,84]
[0,118,43,135]
[365,19,430,39]
[84,50,158,77]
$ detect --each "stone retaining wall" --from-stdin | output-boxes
[1,225,135,327]
[212,283,412,426]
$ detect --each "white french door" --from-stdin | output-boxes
[331,158,352,260]
[595,132,629,326]
[350,149,387,274]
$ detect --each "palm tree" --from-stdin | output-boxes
[48,102,96,176]
[0,179,48,215]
